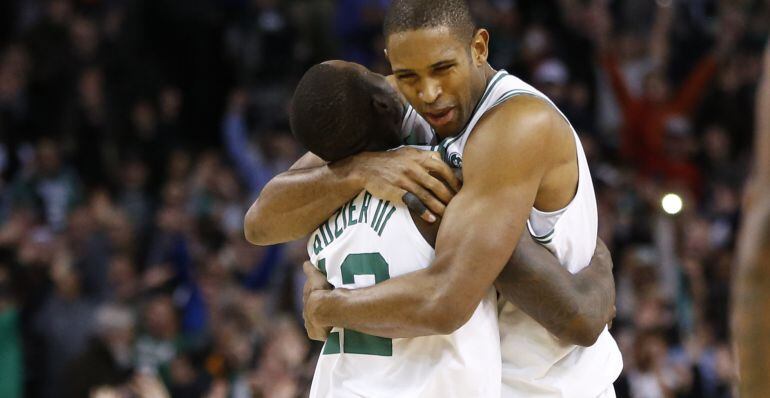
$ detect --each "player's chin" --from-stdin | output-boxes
[434,121,462,138]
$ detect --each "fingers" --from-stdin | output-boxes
[595,238,608,256]
[412,168,456,205]
[363,148,460,219]
[306,322,331,341]
[302,261,331,307]
[402,192,437,222]
[303,290,331,341]
[608,305,617,329]
[423,152,462,193]
[594,239,613,268]
[302,260,316,277]
[401,178,447,217]
[306,325,330,341]
[304,261,329,288]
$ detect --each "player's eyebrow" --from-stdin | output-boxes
[393,59,455,75]
[429,60,455,69]
[392,67,416,75]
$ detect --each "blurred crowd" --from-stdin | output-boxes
[0,0,766,397]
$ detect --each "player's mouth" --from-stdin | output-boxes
[424,107,456,127]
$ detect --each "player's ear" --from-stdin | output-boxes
[384,48,389,62]
[471,29,489,66]
[372,92,394,116]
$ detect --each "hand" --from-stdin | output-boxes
[302,261,332,341]
[593,239,616,327]
[347,147,462,223]
[593,239,613,271]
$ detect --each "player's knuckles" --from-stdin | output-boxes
[398,146,419,156]
[392,175,412,190]
[400,163,420,179]
[426,199,446,215]
[419,194,443,212]
[425,179,448,197]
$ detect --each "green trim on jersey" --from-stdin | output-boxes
[440,70,509,150]
[490,89,530,108]
[317,258,327,276]
[532,229,555,245]
[323,332,341,354]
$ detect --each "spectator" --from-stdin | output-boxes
[33,250,97,398]
[10,138,82,231]
[65,304,135,398]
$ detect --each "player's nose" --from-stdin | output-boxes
[418,78,442,104]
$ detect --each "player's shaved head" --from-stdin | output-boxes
[384,0,476,41]
[290,62,404,162]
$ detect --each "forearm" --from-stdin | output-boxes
[734,201,770,397]
[244,158,363,245]
[672,54,717,114]
[309,269,458,339]
[223,114,272,193]
[494,239,614,346]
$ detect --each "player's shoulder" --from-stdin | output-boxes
[470,95,566,156]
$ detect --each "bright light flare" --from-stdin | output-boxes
[661,193,683,215]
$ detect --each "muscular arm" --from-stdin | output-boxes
[734,41,770,398]
[496,234,614,346]
[245,149,460,246]
[244,152,362,245]
[307,97,569,338]
[409,210,615,346]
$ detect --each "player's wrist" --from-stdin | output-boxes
[309,288,350,328]
[329,154,368,191]
[306,289,330,327]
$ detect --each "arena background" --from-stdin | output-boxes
[0,0,767,397]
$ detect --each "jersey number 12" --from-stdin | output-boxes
[319,253,392,357]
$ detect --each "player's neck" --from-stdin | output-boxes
[483,64,497,83]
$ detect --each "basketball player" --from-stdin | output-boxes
[290,62,615,397]
[734,40,770,398]
[246,1,622,396]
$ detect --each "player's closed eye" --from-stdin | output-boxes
[397,73,418,82]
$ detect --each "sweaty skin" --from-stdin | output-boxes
[306,95,582,337]
[734,41,770,398]
[305,204,615,346]
[303,27,598,341]
[245,35,615,342]
[244,144,460,245]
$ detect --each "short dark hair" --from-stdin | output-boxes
[384,0,476,40]
[290,64,382,162]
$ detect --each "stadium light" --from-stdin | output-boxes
[661,193,683,215]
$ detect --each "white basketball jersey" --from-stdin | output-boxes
[307,189,501,398]
[402,70,623,397]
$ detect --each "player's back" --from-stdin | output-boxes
[307,190,501,398]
